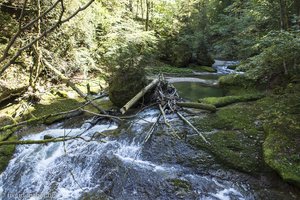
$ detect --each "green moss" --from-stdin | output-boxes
[29,98,83,124]
[227,65,238,70]
[0,136,17,173]
[189,65,217,73]
[146,65,218,75]
[199,93,264,107]
[192,82,300,185]
[191,103,265,173]
[263,126,300,187]
[169,179,192,191]
[85,99,114,112]
[192,130,263,173]
[0,127,20,142]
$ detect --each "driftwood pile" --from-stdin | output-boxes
[120,75,211,145]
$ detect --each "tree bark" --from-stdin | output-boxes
[145,0,150,31]
[279,0,289,30]
[120,79,159,114]
[177,102,217,112]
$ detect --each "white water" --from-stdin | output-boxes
[0,123,119,199]
[0,109,251,200]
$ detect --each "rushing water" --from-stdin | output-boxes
[0,62,299,200]
[0,110,250,200]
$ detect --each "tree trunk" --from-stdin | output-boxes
[279,0,289,30]
[177,102,217,112]
[136,0,139,18]
[145,0,150,31]
[140,0,144,19]
[128,0,133,12]
[120,79,159,114]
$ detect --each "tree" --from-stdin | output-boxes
[0,0,95,77]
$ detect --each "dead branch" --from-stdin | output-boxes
[0,0,95,76]
[0,136,77,146]
[0,94,108,133]
[143,112,161,144]
[176,111,210,145]
[159,104,180,139]
[0,135,105,146]
[43,59,108,115]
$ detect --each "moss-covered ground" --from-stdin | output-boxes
[190,101,265,173]
[190,80,300,187]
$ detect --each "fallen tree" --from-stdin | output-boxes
[177,102,217,112]
[120,79,159,114]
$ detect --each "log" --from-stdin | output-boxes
[120,78,159,114]
[0,137,75,146]
[177,102,217,112]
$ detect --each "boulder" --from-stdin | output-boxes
[108,66,147,107]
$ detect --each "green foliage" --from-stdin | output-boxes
[239,31,300,84]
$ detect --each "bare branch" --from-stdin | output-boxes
[0,0,62,63]
[0,0,95,76]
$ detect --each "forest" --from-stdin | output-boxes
[0,0,299,199]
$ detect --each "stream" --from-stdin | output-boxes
[0,61,299,200]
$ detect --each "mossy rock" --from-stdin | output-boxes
[263,126,300,187]
[109,66,147,107]
[227,65,238,70]
[168,178,192,192]
[29,98,83,124]
[190,103,265,173]
[219,74,254,88]
[191,130,264,173]
[0,136,17,173]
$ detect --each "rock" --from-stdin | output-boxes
[263,126,300,187]
[43,135,54,140]
[109,66,147,107]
